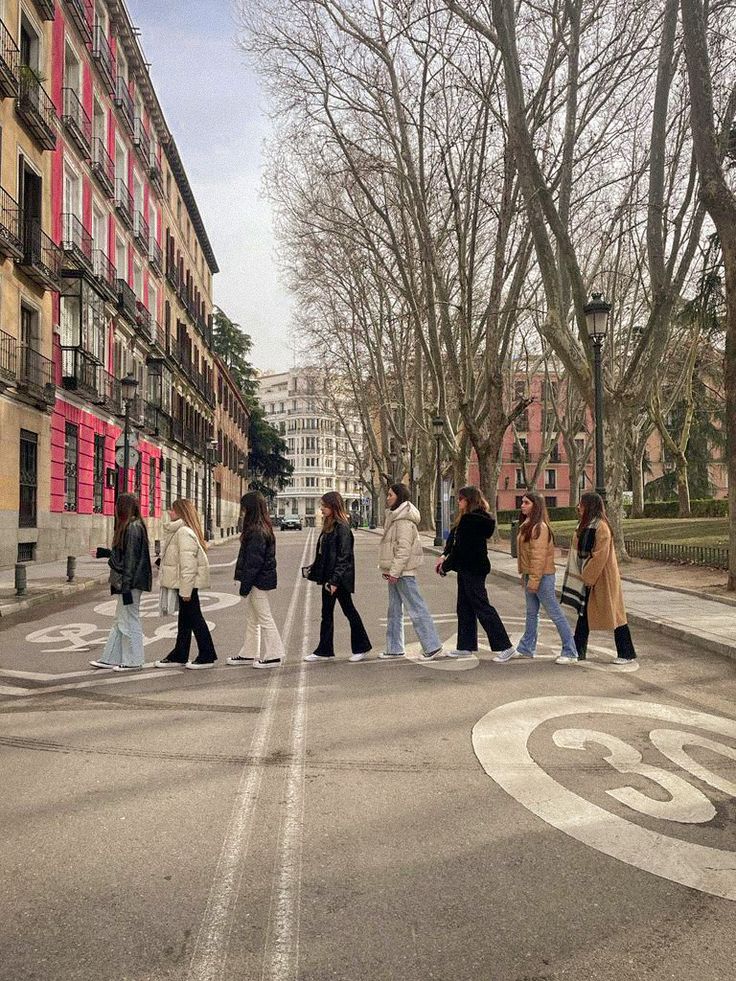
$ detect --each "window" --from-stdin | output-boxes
[149,457,156,516]
[185,467,192,499]
[215,482,222,526]
[93,434,105,513]
[134,454,142,495]
[545,496,558,508]
[19,430,38,528]
[116,235,126,283]
[64,423,78,512]
[515,468,525,489]
[165,458,172,509]
[544,469,557,490]
[177,463,182,499]
[133,257,143,299]
[515,496,524,509]
[20,14,40,72]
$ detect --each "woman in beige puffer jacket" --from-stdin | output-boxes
[376,484,442,661]
[154,499,217,669]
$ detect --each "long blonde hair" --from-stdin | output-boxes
[172,498,207,550]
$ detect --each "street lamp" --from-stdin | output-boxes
[206,436,218,541]
[369,465,377,529]
[584,291,611,499]
[432,415,444,547]
[120,373,138,496]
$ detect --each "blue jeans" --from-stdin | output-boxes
[517,574,577,658]
[386,577,441,655]
[101,590,145,666]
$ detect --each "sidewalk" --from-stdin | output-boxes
[375,528,736,664]
[0,534,239,620]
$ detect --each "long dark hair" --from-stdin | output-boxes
[577,492,609,535]
[389,483,411,510]
[452,485,489,527]
[519,491,553,543]
[240,491,274,541]
[321,491,350,532]
[112,493,146,549]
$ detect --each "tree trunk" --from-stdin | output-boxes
[676,452,692,517]
[604,405,631,560]
[631,447,646,519]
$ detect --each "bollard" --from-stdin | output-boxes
[510,519,518,559]
[66,555,76,582]
[15,563,27,596]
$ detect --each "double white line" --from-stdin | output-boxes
[187,531,314,981]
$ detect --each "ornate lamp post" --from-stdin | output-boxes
[206,436,218,540]
[432,415,444,547]
[584,292,611,499]
[120,373,138,495]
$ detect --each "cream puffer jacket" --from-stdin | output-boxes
[159,519,210,600]
[378,502,425,578]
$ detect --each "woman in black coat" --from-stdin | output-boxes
[304,491,371,662]
[436,486,516,659]
[229,491,283,668]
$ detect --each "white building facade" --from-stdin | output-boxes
[258,370,365,526]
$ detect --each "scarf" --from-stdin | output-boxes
[560,516,601,614]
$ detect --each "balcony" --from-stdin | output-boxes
[95,367,121,414]
[148,235,162,275]
[64,0,93,43]
[116,279,137,323]
[91,25,115,94]
[133,210,149,252]
[91,138,114,198]
[62,87,91,157]
[114,178,133,227]
[61,346,99,399]
[150,319,167,353]
[17,217,62,290]
[92,248,116,302]
[133,116,150,166]
[0,18,20,98]
[18,345,55,404]
[0,187,23,259]
[114,75,134,135]
[16,68,58,150]
[0,328,16,384]
[166,263,180,293]
[61,213,93,271]
[149,149,163,197]
[32,0,55,19]
[136,300,153,340]
[144,400,172,440]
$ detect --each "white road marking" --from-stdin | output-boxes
[262,565,312,980]
[473,696,736,900]
[0,667,181,696]
[186,531,314,981]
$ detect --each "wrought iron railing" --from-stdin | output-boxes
[18,345,55,402]
[91,25,115,94]
[136,300,152,338]
[117,279,137,322]
[17,67,58,150]
[62,87,92,155]
[91,137,115,197]
[0,327,16,381]
[149,149,163,196]
[133,210,149,249]
[0,186,22,256]
[0,17,20,98]
[61,212,93,268]
[623,539,729,571]
[115,178,133,225]
[148,235,162,274]
[92,248,116,297]
[20,215,62,288]
[34,0,55,19]
[133,116,150,164]
[114,74,134,134]
[64,0,93,42]
[95,367,122,413]
[61,346,99,397]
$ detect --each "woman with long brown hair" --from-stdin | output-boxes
[303,491,371,662]
[435,485,515,660]
[495,491,578,663]
[154,498,217,669]
[228,491,282,668]
[89,492,152,671]
[561,492,637,664]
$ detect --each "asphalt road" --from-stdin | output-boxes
[1,528,735,981]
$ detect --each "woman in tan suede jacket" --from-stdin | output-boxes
[496,492,578,663]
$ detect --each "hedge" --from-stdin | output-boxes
[497,505,578,524]
[497,498,728,522]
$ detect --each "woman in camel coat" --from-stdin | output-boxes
[562,492,636,664]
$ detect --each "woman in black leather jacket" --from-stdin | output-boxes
[304,492,371,662]
[90,493,152,672]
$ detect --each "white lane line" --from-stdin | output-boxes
[186,531,314,981]
[210,559,237,569]
[262,569,312,981]
[0,668,183,696]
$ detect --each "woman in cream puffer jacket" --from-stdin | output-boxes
[376,484,442,661]
[155,499,217,669]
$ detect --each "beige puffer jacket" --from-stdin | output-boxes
[159,519,210,600]
[378,502,425,578]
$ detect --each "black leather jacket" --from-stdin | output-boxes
[441,510,496,577]
[235,529,277,596]
[310,522,356,593]
[100,520,152,599]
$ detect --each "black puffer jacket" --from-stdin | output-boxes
[441,510,496,577]
[309,522,356,593]
[101,520,152,599]
[235,529,277,596]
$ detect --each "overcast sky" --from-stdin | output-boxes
[126,0,293,373]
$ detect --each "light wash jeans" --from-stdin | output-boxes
[100,590,145,666]
[517,574,577,658]
[386,576,441,655]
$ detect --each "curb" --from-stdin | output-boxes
[0,574,111,620]
[362,527,736,664]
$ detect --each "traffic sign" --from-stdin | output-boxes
[115,431,139,450]
[115,446,140,469]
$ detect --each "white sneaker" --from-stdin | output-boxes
[555,654,579,664]
[612,657,636,665]
[493,647,517,663]
[184,660,216,670]
[303,653,332,662]
[253,658,281,669]
[226,655,255,666]
[377,651,404,660]
[446,650,474,659]
[89,660,116,669]
[421,648,443,660]
[350,651,370,662]
[112,664,144,672]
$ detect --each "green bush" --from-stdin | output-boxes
[497,505,578,524]
[639,498,728,518]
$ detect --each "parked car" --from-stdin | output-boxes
[280,514,303,531]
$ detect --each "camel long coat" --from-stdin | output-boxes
[575,521,628,630]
